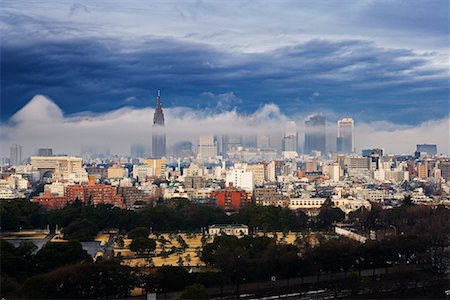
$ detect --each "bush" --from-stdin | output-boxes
[127,227,150,239]
[180,284,209,299]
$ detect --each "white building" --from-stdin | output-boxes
[43,181,67,197]
[208,224,249,236]
[266,161,277,182]
[31,156,87,182]
[133,164,153,182]
[289,196,371,215]
[324,163,340,182]
[226,169,254,192]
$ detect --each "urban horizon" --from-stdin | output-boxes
[2,91,449,159]
[1,1,449,299]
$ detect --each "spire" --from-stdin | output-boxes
[153,89,165,126]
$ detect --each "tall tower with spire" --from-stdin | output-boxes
[152,90,166,158]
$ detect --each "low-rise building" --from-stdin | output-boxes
[254,187,289,207]
[208,224,249,236]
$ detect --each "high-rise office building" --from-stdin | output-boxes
[416,144,437,156]
[173,141,193,158]
[198,135,217,158]
[131,144,151,158]
[283,121,298,152]
[362,148,384,157]
[269,131,283,153]
[439,161,450,181]
[257,135,270,148]
[336,118,354,154]
[38,148,53,156]
[10,144,23,165]
[152,90,166,158]
[221,135,242,157]
[304,114,326,155]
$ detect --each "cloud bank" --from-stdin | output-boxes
[1,1,448,124]
[1,95,448,158]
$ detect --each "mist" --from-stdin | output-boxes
[1,95,448,158]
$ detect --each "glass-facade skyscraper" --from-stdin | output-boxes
[304,114,326,155]
[336,118,354,154]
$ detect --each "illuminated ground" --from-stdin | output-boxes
[117,232,301,268]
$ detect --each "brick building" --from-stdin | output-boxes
[211,187,250,211]
[34,176,126,210]
[32,190,71,210]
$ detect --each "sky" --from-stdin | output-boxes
[1,0,449,156]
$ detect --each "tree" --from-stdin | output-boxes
[0,199,46,231]
[63,218,99,241]
[180,284,209,299]
[178,256,184,266]
[316,197,345,229]
[23,262,139,299]
[154,266,190,292]
[1,240,29,280]
[127,227,149,239]
[33,240,92,273]
[117,236,125,248]
[129,237,156,254]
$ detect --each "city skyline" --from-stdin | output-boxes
[1,2,449,299]
[1,93,448,158]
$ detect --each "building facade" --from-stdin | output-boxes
[304,114,326,155]
[337,118,354,154]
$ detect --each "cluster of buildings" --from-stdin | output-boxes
[1,91,449,215]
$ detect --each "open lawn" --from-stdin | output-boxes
[117,232,300,268]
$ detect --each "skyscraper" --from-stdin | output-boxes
[304,114,326,155]
[336,118,354,154]
[416,144,437,156]
[197,135,217,158]
[152,90,166,158]
[221,135,242,157]
[131,144,151,158]
[283,121,298,152]
[10,144,23,165]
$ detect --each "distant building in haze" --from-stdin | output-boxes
[10,144,23,165]
[221,135,242,157]
[173,141,193,158]
[337,118,354,154]
[283,121,298,152]
[362,148,384,157]
[80,146,110,160]
[197,135,217,158]
[131,144,151,158]
[416,144,437,157]
[37,148,53,156]
[152,90,166,159]
[304,114,326,155]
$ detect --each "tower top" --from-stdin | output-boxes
[153,90,165,126]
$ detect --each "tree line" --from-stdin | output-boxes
[1,198,311,241]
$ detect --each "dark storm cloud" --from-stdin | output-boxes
[1,32,448,123]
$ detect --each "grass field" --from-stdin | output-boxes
[117,232,301,268]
